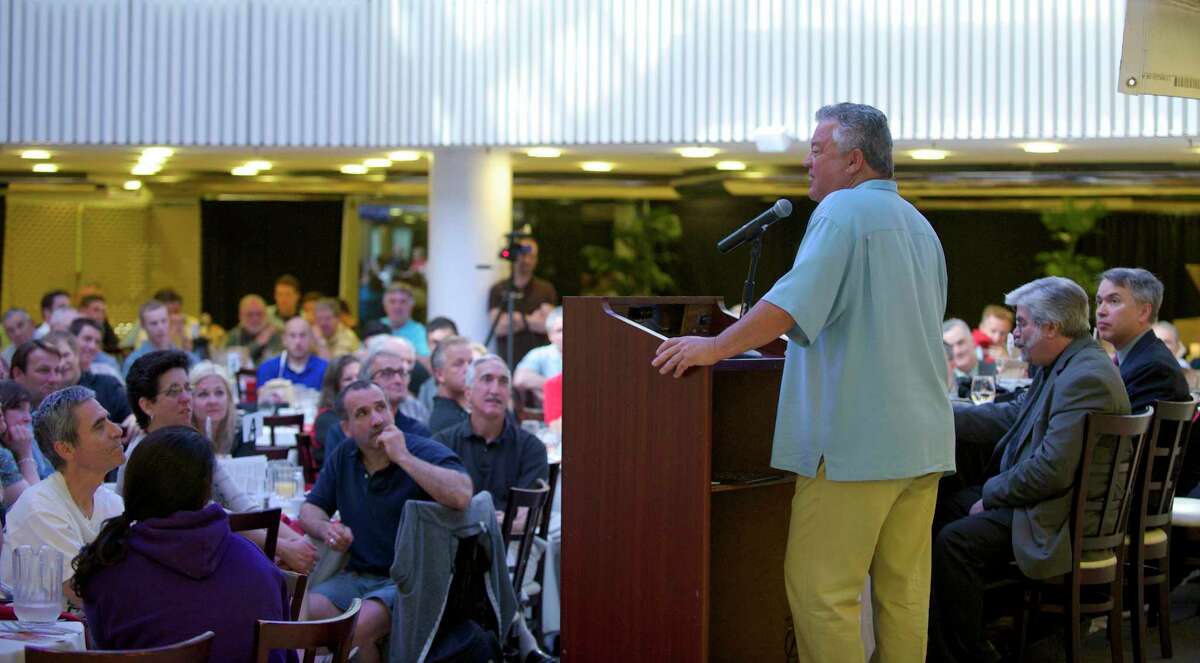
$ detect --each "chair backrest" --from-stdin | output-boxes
[1071,409,1154,563]
[253,597,361,663]
[228,508,282,561]
[295,433,319,485]
[501,479,550,596]
[536,462,561,540]
[27,631,215,662]
[1133,399,1200,532]
[282,570,309,621]
[262,414,305,447]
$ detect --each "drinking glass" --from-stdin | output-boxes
[970,376,997,405]
[271,462,300,499]
[12,545,63,625]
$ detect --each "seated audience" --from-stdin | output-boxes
[46,307,80,335]
[123,300,196,377]
[380,282,430,358]
[1094,268,1190,413]
[127,289,203,354]
[364,339,429,425]
[514,306,564,405]
[0,385,126,607]
[300,380,472,663]
[314,355,362,466]
[428,336,473,435]
[189,362,252,457]
[313,298,361,359]
[34,289,71,339]
[45,331,133,434]
[0,382,42,510]
[302,291,323,324]
[972,304,1014,362]
[1152,320,1191,369]
[268,274,302,324]
[69,317,122,380]
[77,293,122,356]
[74,426,294,662]
[225,295,284,366]
[2,308,35,365]
[930,277,1130,663]
[256,317,328,393]
[415,316,460,405]
[10,341,67,479]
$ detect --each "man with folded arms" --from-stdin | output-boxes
[0,385,125,607]
[301,380,471,663]
[930,277,1130,663]
[654,103,954,662]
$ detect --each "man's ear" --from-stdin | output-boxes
[844,147,866,176]
[340,419,351,438]
[52,439,74,465]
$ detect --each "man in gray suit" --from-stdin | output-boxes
[929,277,1131,663]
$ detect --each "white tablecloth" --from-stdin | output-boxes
[0,621,86,662]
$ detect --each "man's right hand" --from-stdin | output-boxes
[325,521,354,553]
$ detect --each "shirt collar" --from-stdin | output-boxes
[1116,328,1152,366]
[468,416,513,446]
[854,178,897,193]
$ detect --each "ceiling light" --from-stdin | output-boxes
[364,158,393,168]
[715,160,747,171]
[910,149,949,161]
[131,163,161,175]
[32,163,59,173]
[678,146,719,158]
[231,165,259,176]
[123,180,143,191]
[20,150,51,160]
[141,147,174,161]
[526,147,562,158]
[340,164,369,175]
[1021,142,1062,154]
[580,161,614,172]
[245,160,272,171]
[387,151,421,162]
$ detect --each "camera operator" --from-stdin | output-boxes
[488,236,558,366]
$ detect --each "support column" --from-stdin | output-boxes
[427,148,512,345]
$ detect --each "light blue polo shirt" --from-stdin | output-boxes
[380,318,430,357]
[761,179,955,481]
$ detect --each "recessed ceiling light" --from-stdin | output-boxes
[141,147,174,161]
[245,160,272,171]
[387,151,421,162]
[678,146,720,158]
[580,161,614,172]
[20,150,51,160]
[123,180,143,191]
[231,165,259,176]
[340,164,369,174]
[364,158,394,168]
[527,147,562,158]
[715,160,747,171]
[131,163,160,175]
[910,149,949,161]
[1021,142,1062,154]
[32,163,59,173]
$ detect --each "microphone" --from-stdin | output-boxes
[716,199,793,253]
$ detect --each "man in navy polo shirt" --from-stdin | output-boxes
[300,380,472,663]
[255,317,328,392]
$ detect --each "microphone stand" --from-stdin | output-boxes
[740,231,764,318]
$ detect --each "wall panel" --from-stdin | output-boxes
[3,0,1198,148]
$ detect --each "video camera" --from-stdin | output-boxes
[498,226,533,262]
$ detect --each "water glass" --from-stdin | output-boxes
[970,376,997,405]
[271,462,301,499]
[12,545,63,625]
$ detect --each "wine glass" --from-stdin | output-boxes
[970,376,996,405]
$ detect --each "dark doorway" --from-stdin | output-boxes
[200,200,343,329]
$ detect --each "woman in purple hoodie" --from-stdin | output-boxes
[72,426,295,662]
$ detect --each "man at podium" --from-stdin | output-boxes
[654,103,954,662]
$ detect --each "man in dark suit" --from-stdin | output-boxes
[930,277,1131,663]
[1095,268,1191,413]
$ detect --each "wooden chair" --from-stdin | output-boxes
[1013,409,1153,663]
[27,631,214,662]
[295,432,320,486]
[1127,399,1198,663]
[229,508,282,561]
[282,570,310,621]
[252,597,360,663]
[529,462,561,638]
[257,414,304,460]
[501,479,551,601]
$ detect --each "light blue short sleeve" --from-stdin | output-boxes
[761,214,853,346]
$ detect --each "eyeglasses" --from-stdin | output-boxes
[160,384,193,399]
[370,368,410,381]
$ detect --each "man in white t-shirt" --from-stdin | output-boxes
[0,385,126,607]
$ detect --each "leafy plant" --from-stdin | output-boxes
[1035,199,1107,296]
[581,204,682,296]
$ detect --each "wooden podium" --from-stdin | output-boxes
[562,296,795,662]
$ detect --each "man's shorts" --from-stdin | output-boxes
[311,570,398,613]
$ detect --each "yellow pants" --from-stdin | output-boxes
[785,463,940,663]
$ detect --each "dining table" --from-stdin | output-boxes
[0,620,86,661]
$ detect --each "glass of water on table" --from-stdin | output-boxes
[13,545,63,625]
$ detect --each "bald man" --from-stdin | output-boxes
[255,317,329,391]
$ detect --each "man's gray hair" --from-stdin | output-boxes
[32,385,96,470]
[1100,267,1164,323]
[942,318,971,336]
[359,347,407,380]
[814,103,894,178]
[1004,277,1091,340]
[466,354,510,387]
[546,306,563,331]
[431,335,473,371]
[3,308,30,323]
